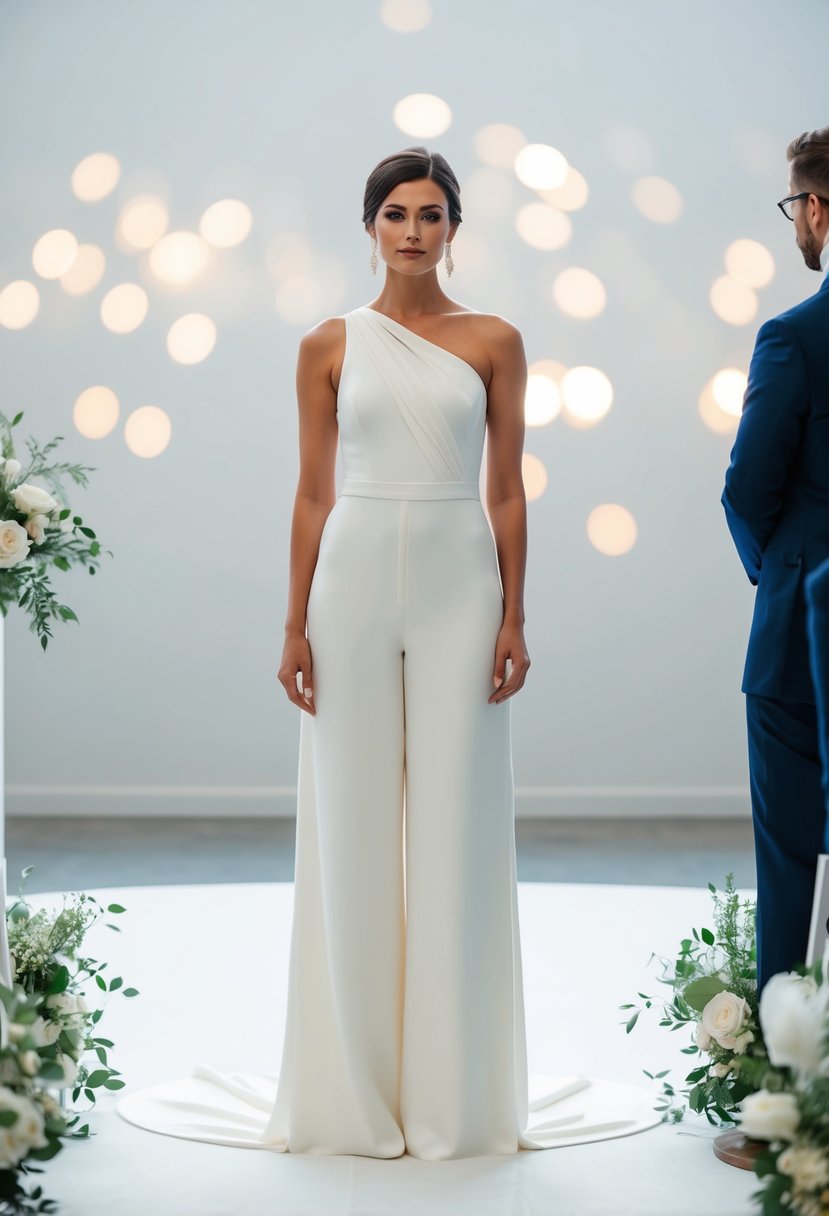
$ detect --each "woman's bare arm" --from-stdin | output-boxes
[279,318,341,713]
[483,318,531,703]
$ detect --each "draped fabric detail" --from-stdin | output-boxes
[348,308,469,482]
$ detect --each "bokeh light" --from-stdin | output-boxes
[148,231,210,286]
[539,167,589,212]
[561,365,614,424]
[724,239,775,288]
[712,368,747,416]
[166,314,217,364]
[124,405,172,458]
[522,452,548,500]
[71,152,120,202]
[514,143,569,190]
[710,275,758,325]
[380,0,432,31]
[60,244,106,296]
[0,281,40,330]
[100,283,149,333]
[199,199,253,249]
[515,203,572,250]
[525,373,562,425]
[552,268,607,319]
[587,503,638,556]
[699,378,739,435]
[73,386,120,438]
[118,196,170,251]
[631,176,683,223]
[474,123,527,169]
[32,229,78,279]
[393,93,451,138]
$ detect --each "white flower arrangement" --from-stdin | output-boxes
[0,409,111,650]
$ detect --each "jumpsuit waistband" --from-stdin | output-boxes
[339,478,481,501]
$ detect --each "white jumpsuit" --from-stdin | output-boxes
[116,306,659,1160]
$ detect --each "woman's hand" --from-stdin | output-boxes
[488,622,530,704]
[279,630,315,715]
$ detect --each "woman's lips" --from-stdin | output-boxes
[398,250,425,257]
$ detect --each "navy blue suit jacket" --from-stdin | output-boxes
[722,272,829,704]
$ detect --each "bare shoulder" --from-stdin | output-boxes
[297,315,347,391]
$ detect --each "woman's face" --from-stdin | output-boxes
[369,178,457,274]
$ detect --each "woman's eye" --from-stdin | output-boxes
[385,211,439,221]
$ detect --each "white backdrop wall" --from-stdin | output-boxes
[3,0,827,819]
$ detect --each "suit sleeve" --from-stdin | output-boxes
[721,316,810,585]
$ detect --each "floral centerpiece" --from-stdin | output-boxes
[0,867,137,1213]
[620,874,820,1126]
[736,966,829,1215]
[0,409,110,650]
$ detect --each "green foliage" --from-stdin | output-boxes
[0,409,113,650]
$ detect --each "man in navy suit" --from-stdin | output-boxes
[722,125,829,992]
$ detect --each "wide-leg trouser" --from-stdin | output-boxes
[261,489,528,1159]
[745,692,826,992]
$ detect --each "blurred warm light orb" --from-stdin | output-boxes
[587,503,638,556]
[631,176,683,223]
[710,275,758,325]
[275,277,327,323]
[724,239,775,288]
[539,167,589,212]
[199,199,253,249]
[514,143,569,190]
[380,0,432,32]
[124,405,172,458]
[149,231,210,286]
[711,367,747,417]
[515,203,572,250]
[266,233,313,280]
[561,365,613,423]
[393,93,451,138]
[698,378,739,434]
[525,373,562,426]
[522,452,548,500]
[604,125,653,173]
[118,195,170,251]
[73,386,120,438]
[100,283,149,334]
[474,123,527,169]
[166,313,217,364]
[0,281,40,329]
[32,229,79,279]
[71,152,120,202]
[60,244,106,296]
[552,267,607,319]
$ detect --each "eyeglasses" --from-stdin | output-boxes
[778,191,829,220]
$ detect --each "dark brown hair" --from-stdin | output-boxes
[786,126,829,196]
[362,146,462,230]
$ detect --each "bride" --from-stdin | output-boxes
[117,144,660,1159]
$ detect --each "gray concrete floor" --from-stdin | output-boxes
[4,816,757,894]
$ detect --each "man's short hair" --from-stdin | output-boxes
[787,126,829,197]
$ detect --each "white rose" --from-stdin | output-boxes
[2,458,22,486]
[701,991,752,1050]
[0,1089,48,1167]
[759,972,826,1076]
[710,1061,732,1078]
[19,1051,40,1076]
[11,483,58,517]
[24,512,49,544]
[55,1054,78,1089]
[45,992,79,1017]
[28,1017,60,1048]
[695,1021,714,1052]
[75,994,89,1015]
[736,1089,800,1142]
[777,1144,829,1190]
[0,520,31,568]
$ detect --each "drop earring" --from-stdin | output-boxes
[370,237,378,275]
[444,242,454,277]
